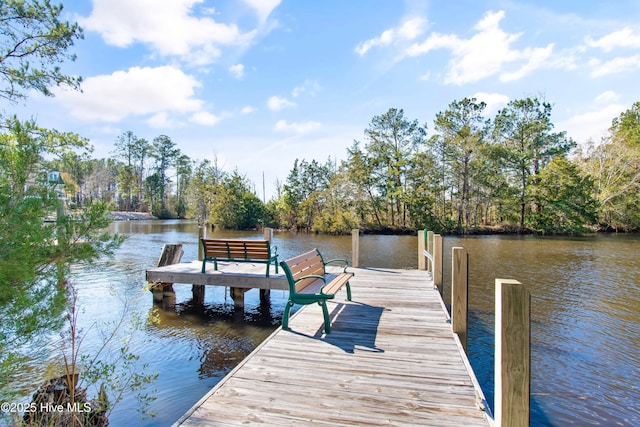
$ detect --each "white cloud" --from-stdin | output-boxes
[472,92,510,115]
[586,28,640,52]
[80,0,258,65]
[240,106,256,114]
[241,0,281,24]
[292,80,322,98]
[190,111,222,126]
[594,91,621,105]
[54,66,204,122]
[147,112,177,128]
[589,55,640,77]
[267,95,295,111]
[229,64,245,79]
[274,119,321,134]
[558,94,626,144]
[355,17,427,56]
[403,10,557,85]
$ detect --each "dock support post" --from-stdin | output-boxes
[198,225,205,261]
[433,234,443,294]
[351,229,359,268]
[418,229,426,270]
[451,247,468,353]
[259,289,270,303]
[230,287,248,309]
[263,227,273,242]
[192,285,205,306]
[495,279,530,427]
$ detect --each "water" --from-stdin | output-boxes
[3,221,639,426]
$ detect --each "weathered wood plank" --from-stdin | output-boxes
[175,267,491,426]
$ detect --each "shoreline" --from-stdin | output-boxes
[109,211,159,221]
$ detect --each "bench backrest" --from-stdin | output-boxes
[201,239,271,260]
[282,249,326,293]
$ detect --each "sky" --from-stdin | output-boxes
[10,0,640,200]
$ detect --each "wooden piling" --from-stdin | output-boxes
[451,247,469,353]
[263,227,273,242]
[433,234,443,294]
[418,229,427,270]
[427,231,434,273]
[351,229,359,268]
[197,226,205,261]
[495,279,530,427]
[151,244,184,304]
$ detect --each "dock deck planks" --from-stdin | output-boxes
[175,267,491,426]
[146,260,288,290]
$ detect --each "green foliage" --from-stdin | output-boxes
[208,171,266,229]
[493,97,576,230]
[0,117,123,393]
[528,156,599,233]
[434,98,489,230]
[282,159,332,230]
[577,103,640,231]
[0,0,83,102]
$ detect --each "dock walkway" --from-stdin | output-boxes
[175,267,491,426]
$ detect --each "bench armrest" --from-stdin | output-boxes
[271,244,278,256]
[324,258,350,273]
[295,274,326,284]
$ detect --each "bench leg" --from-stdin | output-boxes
[266,262,270,278]
[282,300,294,330]
[201,260,206,273]
[346,282,352,301]
[319,300,331,334]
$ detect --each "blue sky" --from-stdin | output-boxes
[12,0,640,200]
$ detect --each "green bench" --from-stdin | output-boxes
[200,238,278,277]
[280,248,353,334]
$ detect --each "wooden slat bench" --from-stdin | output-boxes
[201,238,278,277]
[280,248,353,334]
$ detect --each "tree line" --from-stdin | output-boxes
[41,99,640,234]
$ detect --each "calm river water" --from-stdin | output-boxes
[7,220,639,426]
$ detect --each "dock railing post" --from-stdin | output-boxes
[351,229,359,268]
[495,279,530,427]
[451,247,469,353]
[198,225,205,261]
[262,227,274,299]
[427,231,434,273]
[433,234,443,294]
[418,229,427,270]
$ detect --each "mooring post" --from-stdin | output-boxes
[495,279,531,427]
[451,247,469,353]
[263,227,273,242]
[433,234,443,294]
[351,229,359,268]
[418,229,427,270]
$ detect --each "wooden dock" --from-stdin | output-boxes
[174,267,492,426]
[146,260,287,290]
